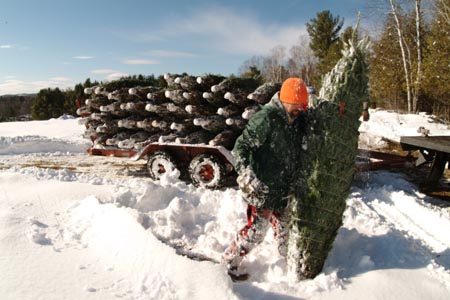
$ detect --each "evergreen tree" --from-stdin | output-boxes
[370,5,429,112]
[103,74,161,90]
[31,88,66,120]
[63,88,79,116]
[422,0,450,121]
[288,35,370,281]
[240,65,263,84]
[238,55,265,80]
[84,78,93,88]
[306,10,344,81]
[74,83,86,98]
[0,94,35,121]
[369,13,406,110]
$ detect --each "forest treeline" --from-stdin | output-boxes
[1,0,449,123]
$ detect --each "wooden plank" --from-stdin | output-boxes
[88,147,137,157]
[400,136,450,154]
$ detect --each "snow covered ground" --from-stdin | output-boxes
[0,109,450,300]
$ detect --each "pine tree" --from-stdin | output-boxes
[306,10,344,81]
[288,35,370,281]
[369,13,406,110]
[422,0,450,121]
[31,88,66,120]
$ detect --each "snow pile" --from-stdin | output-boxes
[0,111,449,300]
[0,117,90,155]
[359,109,449,149]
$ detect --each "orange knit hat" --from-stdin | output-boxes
[279,78,308,109]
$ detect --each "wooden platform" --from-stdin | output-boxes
[400,135,450,154]
[400,135,450,186]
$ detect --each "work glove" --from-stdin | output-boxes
[237,167,269,208]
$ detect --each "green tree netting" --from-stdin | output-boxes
[287,37,370,281]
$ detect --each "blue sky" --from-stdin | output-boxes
[0,0,368,95]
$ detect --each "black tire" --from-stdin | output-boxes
[189,154,226,189]
[146,151,178,181]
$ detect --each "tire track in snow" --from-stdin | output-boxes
[368,192,450,254]
[365,189,450,285]
[0,153,147,179]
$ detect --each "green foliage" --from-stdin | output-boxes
[422,0,450,121]
[369,6,429,112]
[306,10,345,84]
[102,74,162,90]
[0,94,36,122]
[240,65,263,85]
[63,88,80,116]
[307,10,344,59]
[156,74,168,88]
[341,26,356,44]
[369,13,406,110]
[31,88,67,120]
[73,83,86,99]
[289,38,370,280]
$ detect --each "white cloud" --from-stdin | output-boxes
[73,56,94,60]
[0,44,31,52]
[122,59,159,65]
[105,72,129,82]
[50,77,71,82]
[146,50,198,58]
[0,77,74,95]
[170,7,307,55]
[91,69,118,74]
[89,69,129,82]
[32,78,73,90]
[119,7,306,57]
[0,80,28,95]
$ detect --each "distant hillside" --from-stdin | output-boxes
[0,93,37,98]
[0,94,37,121]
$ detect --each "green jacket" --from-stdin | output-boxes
[233,93,306,212]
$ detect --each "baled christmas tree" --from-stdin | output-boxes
[288,36,370,280]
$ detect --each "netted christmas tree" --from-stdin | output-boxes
[287,35,370,281]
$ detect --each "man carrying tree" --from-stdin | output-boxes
[222,78,309,280]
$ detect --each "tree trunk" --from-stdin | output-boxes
[414,0,423,112]
[390,0,413,112]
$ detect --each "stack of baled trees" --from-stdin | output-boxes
[77,74,281,152]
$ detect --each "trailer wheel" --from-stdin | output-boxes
[189,154,226,189]
[147,151,178,180]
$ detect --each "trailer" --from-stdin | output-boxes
[130,143,236,189]
[87,141,419,190]
[400,135,450,186]
[87,143,235,189]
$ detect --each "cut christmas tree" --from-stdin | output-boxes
[78,72,280,152]
[287,36,370,281]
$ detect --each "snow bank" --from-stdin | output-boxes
[66,196,237,300]
[1,111,450,299]
[0,171,238,300]
[0,135,90,154]
[0,117,90,155]
[358,109,449,149]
